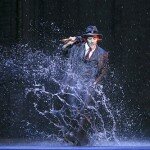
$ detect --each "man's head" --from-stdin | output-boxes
[82,25,103,49]
[86,35,99,48]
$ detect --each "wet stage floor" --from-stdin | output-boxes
[0,140,150,150]
[0,146,150,150]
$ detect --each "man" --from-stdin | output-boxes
[62,25,108,93]
[61,26,110,145]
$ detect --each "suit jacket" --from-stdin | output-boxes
[63,43,108,85]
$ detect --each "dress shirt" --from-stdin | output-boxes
[84,43,96,59]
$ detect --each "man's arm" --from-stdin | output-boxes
[61,36,83,57]
[61,36,83,49]
[94,52,109,85]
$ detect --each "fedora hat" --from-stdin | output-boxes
[82,25,103,39]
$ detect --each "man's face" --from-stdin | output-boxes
[86,36,98,48]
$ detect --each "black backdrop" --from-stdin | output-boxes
[0,0,149,140]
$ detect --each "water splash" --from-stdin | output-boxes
[0,44,134,146]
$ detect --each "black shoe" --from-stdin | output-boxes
[76,129,90,146]
[64,132,79,145]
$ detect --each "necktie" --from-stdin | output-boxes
[84,48,92,60]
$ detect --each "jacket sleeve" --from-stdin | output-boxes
[95,51,109,84]
[76,36,83,43]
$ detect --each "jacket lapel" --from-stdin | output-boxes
[79,44,99,61]
[89,45,99,61]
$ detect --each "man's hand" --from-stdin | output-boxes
[61,37,77,49]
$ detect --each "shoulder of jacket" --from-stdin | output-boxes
[97,47,109,61]
[97,46,107,54]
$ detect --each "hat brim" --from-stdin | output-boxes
[82,33,103,39]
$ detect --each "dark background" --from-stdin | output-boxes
[0,0,149,141]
